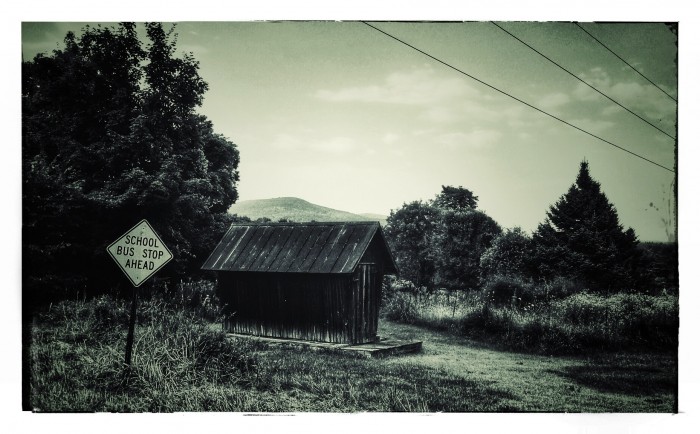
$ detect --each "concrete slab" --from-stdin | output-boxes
[339,339,423,358]
[226,333,422,358]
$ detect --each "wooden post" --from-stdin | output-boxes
[124,286,137,367]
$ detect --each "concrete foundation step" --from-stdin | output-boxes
[226,333,422,358]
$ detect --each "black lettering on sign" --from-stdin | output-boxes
[124,259,155,270]
[143,249,165,260]
[116,246,135,257]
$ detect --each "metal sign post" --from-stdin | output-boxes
[107,219,173,367]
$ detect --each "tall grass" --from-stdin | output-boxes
[382,284,678,355]
[30,284,262,412]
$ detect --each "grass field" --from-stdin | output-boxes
[27,295,676,412]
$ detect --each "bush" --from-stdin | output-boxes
[382,292,420,324]
[482,275,534,306]
[470,292,678,354]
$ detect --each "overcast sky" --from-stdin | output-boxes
[22,21,678,241]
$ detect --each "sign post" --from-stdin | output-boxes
[107,219,173,367]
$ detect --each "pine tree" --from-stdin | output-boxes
[532,160,638,291]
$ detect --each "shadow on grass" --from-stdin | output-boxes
[551,355,677,397]
[260,345,519,412]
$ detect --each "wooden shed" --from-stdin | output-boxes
[202,222,399,344]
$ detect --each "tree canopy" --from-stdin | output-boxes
[384,186,500,291]
[531,160,638,291]
[433,185,478,211]
[480,227,532,279]
[23,23,240,300]
[384,201,439,290]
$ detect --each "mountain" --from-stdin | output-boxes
[228,197,387,225]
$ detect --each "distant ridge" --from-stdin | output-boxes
[228,197,387,226]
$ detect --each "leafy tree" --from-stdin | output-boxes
[430,209,502,290]
[23,23,240,301]
[433,185,478,211]
[384,201,439,290]
[480,227,532,279]
[385,186,501,291]
[531,161,638,291]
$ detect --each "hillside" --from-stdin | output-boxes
[228,197,387,225]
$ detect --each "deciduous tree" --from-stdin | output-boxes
[23,23,240,300]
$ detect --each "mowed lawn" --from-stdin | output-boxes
[376,321,676,412]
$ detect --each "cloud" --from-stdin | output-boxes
[271,133,302,150]
[179,44,210,54]
[573,68,676,126]
[568,118,616,134]
[382,133,400,145]
[311,137,356,154]
[22,23,61,43]
[436,130,502,149]
[538,92,571,110]
[271,133,356,154]
[315,67,479,105]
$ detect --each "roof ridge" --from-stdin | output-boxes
[202,221,397,274]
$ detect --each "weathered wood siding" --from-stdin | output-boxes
[218,267,383,344]
[210,222,396,344]
[218,273,356,343]
[353,264,381,343]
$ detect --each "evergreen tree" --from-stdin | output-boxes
[23,23,240,301]
[531,161,638,291]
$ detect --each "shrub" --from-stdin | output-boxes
[534,277,585,301]
[382,292,420,324]
[460,290,678,354]
[480,227,531,279]
[482,275,534,306]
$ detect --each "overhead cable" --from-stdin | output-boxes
[574,22,678,103]
[360,21,674,173]
[491,21,675,141]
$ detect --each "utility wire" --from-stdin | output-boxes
[491,21,676,141]
[574,22,678,103]
[360,21,674,174]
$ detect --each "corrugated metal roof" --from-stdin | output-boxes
[202,222,398,274]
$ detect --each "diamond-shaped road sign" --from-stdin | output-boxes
[107,219,173,287]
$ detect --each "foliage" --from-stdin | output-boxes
[29,286,517,412]
[384,201,439,290]
[531,161,638,291]
[481,275,535,306]
[29,281,676,412]
[23,23,240,301]
[430,209,502,290]
[381,280,678,355]
[633,242,679,294]
[384,186,499,292]
[29,292,261,411]
[480,227,532,279]
[382,292,421,324]
[433,185,478,211]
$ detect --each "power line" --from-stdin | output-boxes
[574,22,678,103]
[491,21,676,141]
[360,22,674,174]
